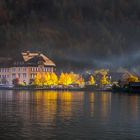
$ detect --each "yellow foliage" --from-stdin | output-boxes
[34,73,42,86]
[76,76,85,86]
[59,72,85,86]
[122,72,139,83]
[88,75,95,85]
[94,69,109,76]
[44,72,51,86]
[33,72,84,87]
[127,75,139,82]
[59,73,72,86]
[51,72,58,85]
[100,75,110,85]
[59,73,66,85]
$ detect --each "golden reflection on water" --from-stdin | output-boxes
[0,91,139,124]
[89,93,95,117]
[100,92,112,119]
[129,95,138,120]
[30,91,84,122]
[87,92,112,119]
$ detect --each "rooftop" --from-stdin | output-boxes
[0,51,56,67]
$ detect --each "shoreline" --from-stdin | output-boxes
[1,87,140,94]
[0,87,112,92]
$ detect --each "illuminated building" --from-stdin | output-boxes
[0,51,56,85]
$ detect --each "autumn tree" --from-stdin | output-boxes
[100,75,110,85]
[88,75,95,85]
[12,78,19,86]
[122,72,139,83]
[94,69,110,85]
[51,72,58,86]
[33,73,42,86]
[76,76,85,87]
[59,72,66,85]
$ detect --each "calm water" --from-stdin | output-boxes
[0,90,140,140]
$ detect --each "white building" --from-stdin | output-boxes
[0,51,56,85]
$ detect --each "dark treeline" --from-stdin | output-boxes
[0,0,140,71]
[0,0,140,23]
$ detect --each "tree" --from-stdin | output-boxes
[59,72,65,85]
[88,75,95,85]
[12,78,19,86]
[33,73,41,86]
[122,72,139,84]
[76,76,85,87]
[44,72,51,86]
[100,75,110,85]
[127,75,139,82]
[51,72,58,86]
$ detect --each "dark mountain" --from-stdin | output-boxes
[0,0,140,71]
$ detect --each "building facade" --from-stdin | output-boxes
[0,51,56,85]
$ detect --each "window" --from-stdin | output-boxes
[31,74,34,79]
[32,67,35,72]
[12,74,16,79]
[12,68,16,72]
[18,74,21,78]
[23,68,26,72]
[46,68,47,72]
[23,73,27,78]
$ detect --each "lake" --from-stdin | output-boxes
[0,90,140,140]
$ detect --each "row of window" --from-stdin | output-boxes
[0,68,27,73]
[12,73,27,79]
[0,73,35,79]
[0,75,10,78]
[31,67,53,72]
[0,67,54,73]
[0,68,10,73]
[12,68,27,72]
[0,74,27,79]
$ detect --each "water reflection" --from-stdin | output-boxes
[0,91,140,139]
[0,91,140,122]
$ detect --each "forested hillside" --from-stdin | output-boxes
[0,0,140,71]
